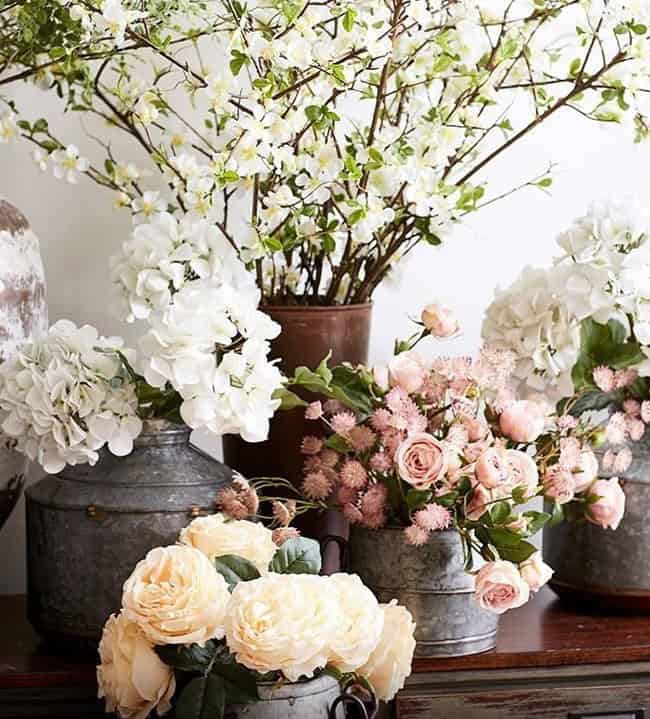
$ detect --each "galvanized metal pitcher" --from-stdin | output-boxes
[544,434,650,610]
[349,526,498,657]
[25,420,231,645]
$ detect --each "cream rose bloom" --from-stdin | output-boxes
[358,601,416,702]
[97,613,175,719]
[519,551,554,592]
[122,545,231,645]
[178,513,277,573]
[225,573,340,682]
[326,573,385,673]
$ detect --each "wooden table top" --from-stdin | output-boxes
[2,588,650,691]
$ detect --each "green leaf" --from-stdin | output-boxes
[489,501,511,525]
[324,433,352,453]
[511,485,528,505]
[210,648,259,705]
[406,489,432,512]
[213,555,261,590]
[522,510,551,535]
[156,640,220,674]
[486,527,522,547]
[175,675,226,719]
[494,539,538,563]
[569,389,623,417]
[548,502,565,527]
[342,7,356,31]
[269,537,321,575]
[273,386,307,411]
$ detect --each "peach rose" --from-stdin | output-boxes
[475,447,509,489]
[572,450,599,493]
[499,400,546,443]
[357,601,416,702]
[388,351,426,394]
[586,478,626,530]
[122,545,231,646]
[543,467,576,505]
[421,303,459,338]
[519,552,554,592]
[97,613,175,719]
[505,449,539,499]
[474,561,530,614]
[396,433,448,489]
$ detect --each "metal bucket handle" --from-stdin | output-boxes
[328,681,378,719]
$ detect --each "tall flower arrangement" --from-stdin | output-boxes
[97,514,416,718]
[2,1,650,304]
[286,305,618,614]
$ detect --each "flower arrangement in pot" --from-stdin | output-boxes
[97,509,416,719]
[3,0,650,489]
[283,304,615,656]
[483,199,650,609]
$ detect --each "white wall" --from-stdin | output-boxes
[2,84,650,593]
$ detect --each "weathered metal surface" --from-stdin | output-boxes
[544,434,650,610]
[25,420,232,645]
[349,526,498,658]
[0,198,47,530]
[226,675,344,718]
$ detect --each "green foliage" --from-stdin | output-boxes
[269,537,321,575]
[213,555,261,590]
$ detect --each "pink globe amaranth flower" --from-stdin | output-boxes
[301,435,323,455]
[627,416,646,442]
[475,447,510,489]
[624,399,641,418]
[272,527,301,546]
[388,351,426,394]
[305,401,323,420]
[324,399,345,415]
[593,366,615,392]
[319,448,340,468]
[331,411,357,436]
[614,368,638,389]
[349,425,377,452]
[371,408,392,432]
[613,447,633,474]
[466,481,492,521]
[499,400,546,443]
[302,471,332,501]
[543,467,576,505]
[642,400,650,424]
[272,500,296,527]
[215,487,250,520]
[572,450,599,493]
[606,412,627,445]
[557,414,578,433]
[404,523,430,546]
[395,433,448,490]
[343,502,364,524]
[340,460,369,490]
[421,303,459,338]
[381,428,404,456]
[369,451,393,473]
[586,478,626,530]
[360,484,388,515]
[474,561,530,615]
[361,508,387,529]
[303,455,322,473]
[336,485,360,506]
[414,504,452,531]
[505,449,539,499]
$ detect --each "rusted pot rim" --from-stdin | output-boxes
[261,303,373,314]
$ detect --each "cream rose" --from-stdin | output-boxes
[586,478,626,530]
[519,552,554,592]
[396,432,448,490]
[474,560,530,614]
[97,613,175,719]
[178,513,277,573]
[358,601,416,702]
[421,303,459,338]
[326,573,385,673]
[573,450,599,492]
[225,573,340,682]
[122,545,231,645]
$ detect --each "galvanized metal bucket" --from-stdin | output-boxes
[225,675,351,718]
[25,420,231,646]
[544,435,650,611]
[349,526,498,657]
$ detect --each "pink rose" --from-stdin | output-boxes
[586,478,626,530]
[543,467,575,505]
[505,449,539,499]
[475,447,509,489]
[474,561,530,614]
[466,481,492,521]
[388,352,426,394]
[572,450,599,493]
[461,415,489,442]
[519,552,554,592]
[499,400,546,443]
[396,433,448,490]
[373,365,389,391]
[421,303,459,338]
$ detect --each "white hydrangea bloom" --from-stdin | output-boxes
[0,320,142,473]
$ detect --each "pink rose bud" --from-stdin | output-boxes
[395,432,448,490]
[499,400,546,443]
[388,351,426,394]
[519,552,554,593]
[586,478,626,530]
[473,561,530,614]
[421,303,459,338]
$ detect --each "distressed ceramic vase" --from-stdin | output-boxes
[0,198,48,530]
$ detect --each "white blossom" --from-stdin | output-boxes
[51,144,89,184]
[0,111,17,143]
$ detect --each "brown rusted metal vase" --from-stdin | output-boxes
[222,304,372,570]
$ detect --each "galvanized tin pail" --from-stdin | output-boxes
[349,526,498,657]
[544,436,650,610]
[25,420,231,646]
[225,675,349,718]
